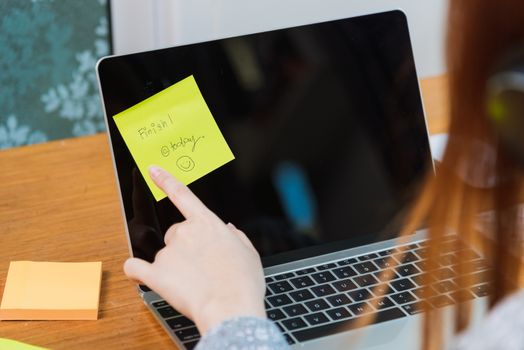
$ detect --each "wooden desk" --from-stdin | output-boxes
[0,76,448,349]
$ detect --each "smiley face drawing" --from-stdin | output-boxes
[176,155,195,172]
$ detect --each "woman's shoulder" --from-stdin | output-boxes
[451,289,524,350]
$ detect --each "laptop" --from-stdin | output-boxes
[96,10,491,350]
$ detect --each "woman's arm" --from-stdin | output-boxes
[196,317,289,350]
[123,166,288,349]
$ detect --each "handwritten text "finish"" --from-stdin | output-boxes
[138,114,174,140]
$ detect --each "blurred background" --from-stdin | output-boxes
[0,0,447,150]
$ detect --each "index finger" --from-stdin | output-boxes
[148,165,209,219]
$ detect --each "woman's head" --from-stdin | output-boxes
[416,0,524,348]
[447,0,524,152]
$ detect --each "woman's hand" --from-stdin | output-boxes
[123,166,266,334]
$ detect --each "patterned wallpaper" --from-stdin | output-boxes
[0,0,111,149]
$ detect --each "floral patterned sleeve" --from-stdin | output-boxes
[195,316,291,350]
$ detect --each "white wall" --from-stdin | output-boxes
[111,0,448,78]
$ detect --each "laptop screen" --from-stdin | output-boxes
[97,10,431,269]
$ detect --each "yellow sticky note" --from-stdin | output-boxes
[0,339,48,350]
[0,261,102,320]
[113,75,235,201]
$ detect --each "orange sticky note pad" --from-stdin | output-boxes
[0,261,102,320]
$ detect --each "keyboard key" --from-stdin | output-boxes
[394,251,419,264]
[460,249,480,261]
[265,276,275,283]
[311,284,336,297]
[412,273,435,286]
[390,291,416,305]
[264,300,270,309]
[290,276,315,288]
[265,287,273,296]
[473,269,493,281]
[433,267,454,281]
[391,278,416,292]
[353,274,379,287]
[152,300,169,308]
[374,257,396,269]
[305,299,330,312]
[450,289,475,302]
[441,240,461,253]
[184,340,199,350]
[326,293,352,307]
[470,259,489,272]
[332,266,357,279]
[403,301,426,315]
[274,272,296,281]
[378,248,397,256]
[157,306,179,318]
[267,294,293,307]
[429,295,454,308]
[337,258,357,266]
[326,307,352,320]
[268,281,294,294]
[373,296,395,309]
[358,253,378,261]
[415,260,428,271]
[412,286,435,299]
[332,279,357,292]
[292,307,406,342]
[353,261,378,274]
[433,280,457,293]
[175,327,200,342]
[304,312,330,326]
[397,264,420,277]
[316,263,337,271]
[415,248,428,258]
[283,304,309,317]
[283,334,296,345]
[282,317,308,331]
[371,284,394,296]
[471,284,491,297]
[374,269,400,282]
[348,301,372,315]
[311,271,336,283]
[275,322,285,333]
[455,270,491,286]
[439,254,456,266]
[166,316,194,330]
[348,289,372,301]
[295,268,315,275]
[267,308,286,321]
[289,289,315,302]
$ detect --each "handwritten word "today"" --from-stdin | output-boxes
[170,135,204,153]
[138,114,174,140]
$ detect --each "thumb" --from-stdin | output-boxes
[124,257,153,286]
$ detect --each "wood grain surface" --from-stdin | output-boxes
[420,75,449,135]
[0,76,448,349]
[0,135,175,349]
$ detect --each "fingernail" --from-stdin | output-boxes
[149,165,162,179]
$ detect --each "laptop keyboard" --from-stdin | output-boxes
[149,237,492,348]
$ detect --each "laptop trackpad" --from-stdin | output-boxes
[299,315,421,350]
